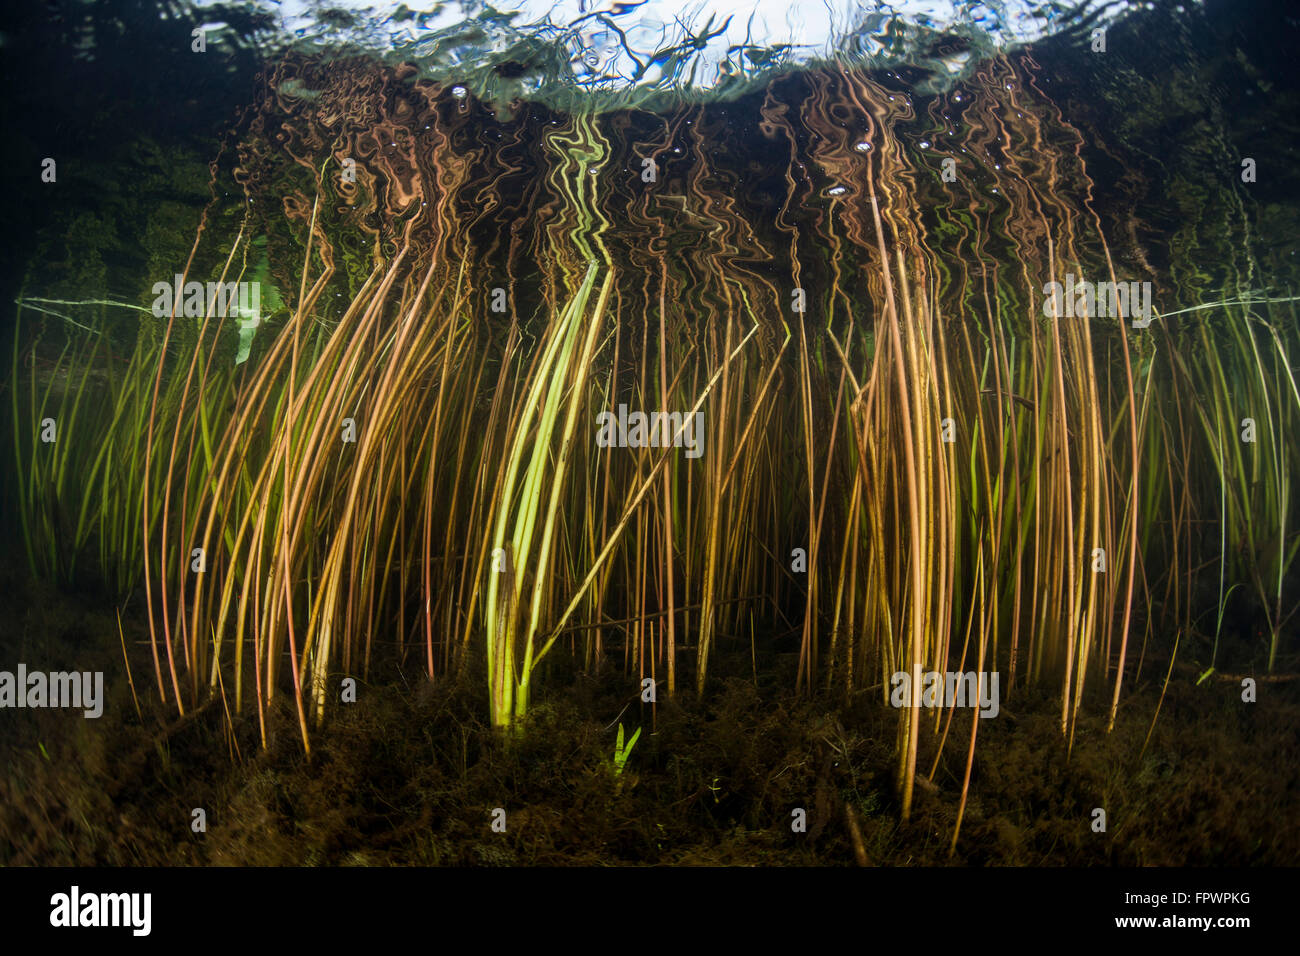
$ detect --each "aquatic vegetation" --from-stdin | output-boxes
[7,45,1297,854]
[1172,296,1300,671]
[611,723,641,777]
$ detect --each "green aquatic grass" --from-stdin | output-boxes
[1176,295,1300,671]
[7,60,1298,870]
